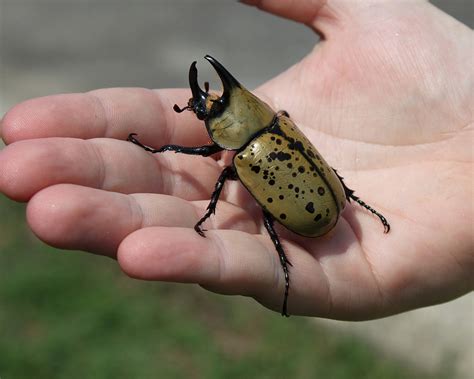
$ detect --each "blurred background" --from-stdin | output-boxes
[0,1,472,378]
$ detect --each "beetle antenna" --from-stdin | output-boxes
[173,104,191,113]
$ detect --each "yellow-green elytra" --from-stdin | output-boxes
[234,114,347,237]
[127,55,390,317]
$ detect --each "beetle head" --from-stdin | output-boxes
[173,55,241,121]
[174,55,275,150]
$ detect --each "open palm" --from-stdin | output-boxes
[1,0,472,319]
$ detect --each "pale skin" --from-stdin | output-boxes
[0,0,472,319]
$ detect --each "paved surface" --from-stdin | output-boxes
[1,1,472,378]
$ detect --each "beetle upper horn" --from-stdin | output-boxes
[204,55,241,100]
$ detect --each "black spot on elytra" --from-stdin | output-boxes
[276,139,282,145]
[326,208,330,216]
[269,151,291,161]
[280,213,287,220]
[251,166,261,174]
[238,155,243,160]
[287,163,293,169]
[279,195,284,200]
[307,149,315,158]
[267,197,273,203]
[314,213,322,222]
[305,202,315,213]
[295,187,300,193]
[288,184,294,189]
[298,166,305,173]
[269,179,275,185]
[288,140,305,151]
[318,186,325,196]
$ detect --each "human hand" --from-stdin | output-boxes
[1,0,472,319]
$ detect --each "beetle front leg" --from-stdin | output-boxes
[194,166,237,236]
[333,169,391,233]
[262,210,292,317]
[127,133,223,157]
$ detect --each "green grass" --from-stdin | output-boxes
[0,195,444,379]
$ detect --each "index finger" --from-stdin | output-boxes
[1,88,210,146]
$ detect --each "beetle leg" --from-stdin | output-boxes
[348,195,391,233]
[127,133,223,157]
[333,169,391,233]
[262,210,291,317]
[194,166,237,237]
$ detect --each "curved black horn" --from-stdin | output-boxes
[204,55,241,101]
[189,61,207,102]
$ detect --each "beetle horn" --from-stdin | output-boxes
[189,61,207,102]
[204,55,241,102]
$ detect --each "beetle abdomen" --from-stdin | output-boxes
[234,116,346,237]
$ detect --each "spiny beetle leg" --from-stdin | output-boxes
[333,168,391,233]
[156,144,223,156]
[262,210,291,317]
[194,166,237,237]
[127,133,223,157]
[350,195,391,233]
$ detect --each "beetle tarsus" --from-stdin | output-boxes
[193,166,237,237]
[194,225,207,237]
[351,195,391,233]
[262,210,291,317]
[127,133,162,153]
[333,169,391,233]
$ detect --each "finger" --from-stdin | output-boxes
[0,137,221,201]
[26,184,258,258]
[1,88,209,146]
[118,226,330,316]
[242,0,426,39]
[241,0,328,28]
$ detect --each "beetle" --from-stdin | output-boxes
[128,55,390,317]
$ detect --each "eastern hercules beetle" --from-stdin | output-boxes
[128,55,390,316]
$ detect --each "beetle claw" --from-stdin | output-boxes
[127,133,138,142]
[194,225,207,237]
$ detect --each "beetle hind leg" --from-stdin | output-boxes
[194,166,237,236]
[262,210,291,317]
[333,169,391,233]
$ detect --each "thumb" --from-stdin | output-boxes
[240,0,435,39]
[240,0,328,28]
